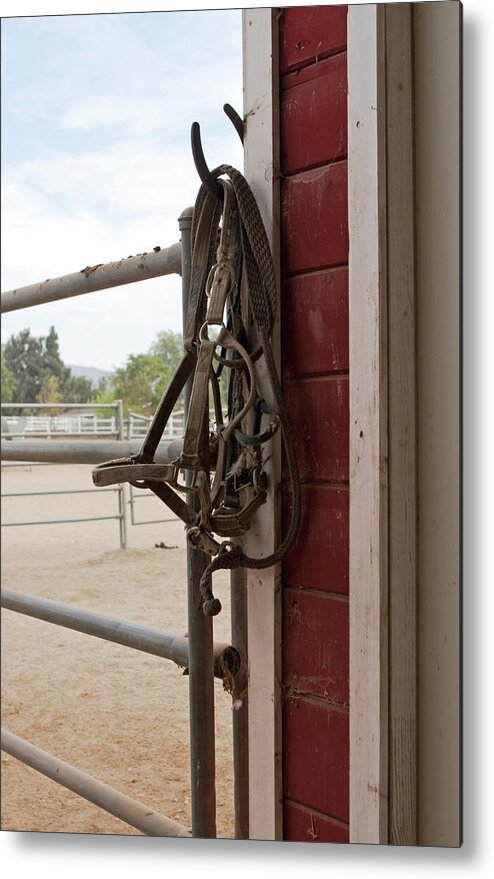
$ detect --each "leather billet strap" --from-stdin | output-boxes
[93,460,176,487]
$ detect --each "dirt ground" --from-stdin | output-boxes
[1,463,234,837]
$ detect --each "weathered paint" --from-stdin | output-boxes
[281,52,347,173]
[283,801,349,844]
[281,162,348,273]
[282,266,349,376]
[280,5,348,72]
[283,485,349,596]
[279,5,349,843]
[283,588,349,705]
[283,697,349,823]
[283,377,349,484]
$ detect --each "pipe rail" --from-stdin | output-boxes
[1,729,191,837]
[0,438,185,466]
[1,205,246,838]
[1,589,240,687]
[1,242,182,313]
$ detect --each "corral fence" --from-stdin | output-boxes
[1,401,129,547]
[0,211,248,838]
[126,409,183,527]
[1,402,189,540]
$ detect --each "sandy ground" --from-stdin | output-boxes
[1,462,234,837]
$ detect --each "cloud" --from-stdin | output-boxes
[4,11,243,142]
[1,9,244,370]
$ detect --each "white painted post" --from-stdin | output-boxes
[242,6,282,841]
[348,3,389,845]
[116,399,128,549]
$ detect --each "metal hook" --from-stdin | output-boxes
[223,103,244,144]
[190,121,223,201]
[190,105,244,199]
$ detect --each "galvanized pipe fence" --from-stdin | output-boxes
[0,210,249,838]
[126,410,184,527]
[1,401,129,548]
[1,403,189,540]
[0,729,191,838]
[0,589,240,685]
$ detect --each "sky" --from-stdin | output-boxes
[1,7,243,371]
[2,2,494,878]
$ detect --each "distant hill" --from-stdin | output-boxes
[69,365,113,389]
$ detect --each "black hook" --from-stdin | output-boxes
[190,121,223,200]
[190,105,244,200]
[223,103,244,144]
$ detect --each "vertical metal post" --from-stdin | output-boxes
[179,207,217,839]
[116,399,128,548]
[129,485,136,526]
[230,567,249,838]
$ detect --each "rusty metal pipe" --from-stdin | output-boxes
[1,589,240,686]
[1,729,191,837]
[1,243,181,313]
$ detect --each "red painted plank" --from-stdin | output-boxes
[283,800,349,843]
[281,53,347,174]
[283,589,349,705]
[283,376,349,483]
[283,697,349,822]
[281,161,348,273]
[282,266,349,377]
[280,5,348,73]
[283,485,349,595]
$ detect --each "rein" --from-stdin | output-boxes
[92,165,300,615]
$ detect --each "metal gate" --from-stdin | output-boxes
[0,209,249,838]
[1,401,129,547]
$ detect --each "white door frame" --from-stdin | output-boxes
[348,0,461,846]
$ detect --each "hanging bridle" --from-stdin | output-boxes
[92,164,300,615]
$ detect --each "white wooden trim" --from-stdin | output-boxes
[349,0,461,848]
[348,3,389,845]
[242,7,282,842]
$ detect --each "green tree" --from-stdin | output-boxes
[43,326,69,384]
[1,351,17,403]
[36,373,63,414]
[41,326,92,401]
[109,353,163,416]
[3,327,94,405]
[62,373,94,403]
[3,328,45,403]
[149,330,185,405]
[93,331,185,416]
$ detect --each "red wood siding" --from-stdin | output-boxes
[283,801,349,844]
[283,699,349,822]
[281,162,348,273]
[281,53,347,173]
[282,267,349,377]
[279,5,349,843]
[280,5,348,72]
[283,485,349,595]
[283,589,349,705]
[283,377,349,483]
